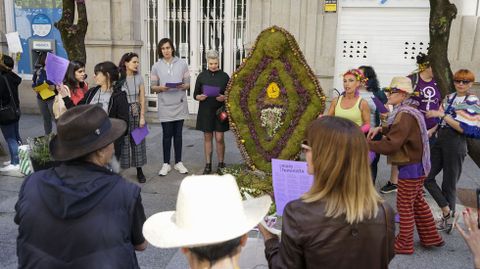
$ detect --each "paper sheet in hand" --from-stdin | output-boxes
[131,124,149,145]
[5,32,23,53]
[45,53,70,84]
[34,82,55,100]
[272,159,313,216]
[372,96,389,113]
[165,82,182,88]
[202,85,221,97]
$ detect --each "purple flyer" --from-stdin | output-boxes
[202,85,221,97]
[45,52,69,85]
[272,159,314,216]
[131,124,149,145]
[165,82,182,88]
[372,96,389,113]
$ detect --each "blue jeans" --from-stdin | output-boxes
[161,120,184,164]
[1,121,20,164]
[37,98,55,135]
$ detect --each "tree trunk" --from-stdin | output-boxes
[54,0,88,63]
[428,0,457,98]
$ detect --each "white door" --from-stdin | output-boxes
[142,0,249,113]
[333,0,430,92]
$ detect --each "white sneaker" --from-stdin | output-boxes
[158,163,171,176]
[174,162,189,174]
[0,164,19,172]
[3,160,11,166]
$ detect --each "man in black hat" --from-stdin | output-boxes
[14,104,147,268]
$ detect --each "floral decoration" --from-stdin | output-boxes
[225,25,326,172]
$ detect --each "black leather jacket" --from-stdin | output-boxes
[265,199,395,269]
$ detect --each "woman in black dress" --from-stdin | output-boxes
[194,50,230,174]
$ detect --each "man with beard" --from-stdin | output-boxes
[14,104,147,269]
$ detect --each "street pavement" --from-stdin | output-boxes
[0,113,478,269]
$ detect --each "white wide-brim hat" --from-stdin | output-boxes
[143,174,272,248]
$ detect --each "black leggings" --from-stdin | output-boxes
[161,120,184,164]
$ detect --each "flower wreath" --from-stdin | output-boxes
[417,62,430,72]
[343,69,368,84]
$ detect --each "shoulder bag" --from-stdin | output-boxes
[0,74,21,125]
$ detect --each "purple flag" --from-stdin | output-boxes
[45,52,70,84]
[272,159,314,216]
[131,124,149,145]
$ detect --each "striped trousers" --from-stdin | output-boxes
[396,177,444,254]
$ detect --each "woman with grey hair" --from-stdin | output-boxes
[194,50,230,174]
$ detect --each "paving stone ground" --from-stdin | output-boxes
[0,114,477,268]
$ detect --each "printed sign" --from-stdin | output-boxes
[31,14,52,37]
[324,0,337,12]
[271,159,314,216]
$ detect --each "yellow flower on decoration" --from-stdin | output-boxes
[270,28,275,33]
[241,139,245,144]
[266,82,280,99]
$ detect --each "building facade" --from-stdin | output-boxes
[1,0,480,113]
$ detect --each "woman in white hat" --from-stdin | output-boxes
[368,77,444,255]
[142,174,271,269]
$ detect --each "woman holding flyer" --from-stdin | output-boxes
[259,116,395,269]
[194,50,230,175]
[150,38,190,176]
[118,52,147,183]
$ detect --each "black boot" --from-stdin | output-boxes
[216,162,226,175]
[137,167,146,183]
[203,163,212,175]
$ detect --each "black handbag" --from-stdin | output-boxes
[0,74,20,125]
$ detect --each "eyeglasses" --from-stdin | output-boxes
[454,80,472,85]
[301,140,312,154]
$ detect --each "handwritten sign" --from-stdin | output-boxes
[271,159,313,216]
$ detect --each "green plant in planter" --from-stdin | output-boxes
[28,134,54,168]
[225,25,326,173]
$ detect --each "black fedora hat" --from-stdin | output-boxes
[49,104,127,161]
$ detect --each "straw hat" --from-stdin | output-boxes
[389,76,413,94]
[142,174,272,248]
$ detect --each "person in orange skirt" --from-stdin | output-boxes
[368,76,444,254]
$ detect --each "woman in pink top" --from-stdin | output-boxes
[64,60,88,105]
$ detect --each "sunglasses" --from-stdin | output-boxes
[454,80,472,85]
[384,87,404,94]
[301,140,312,153]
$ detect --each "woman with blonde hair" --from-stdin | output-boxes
[259,116,395,269]
[194,50,230,174]
[327,69,371,133]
